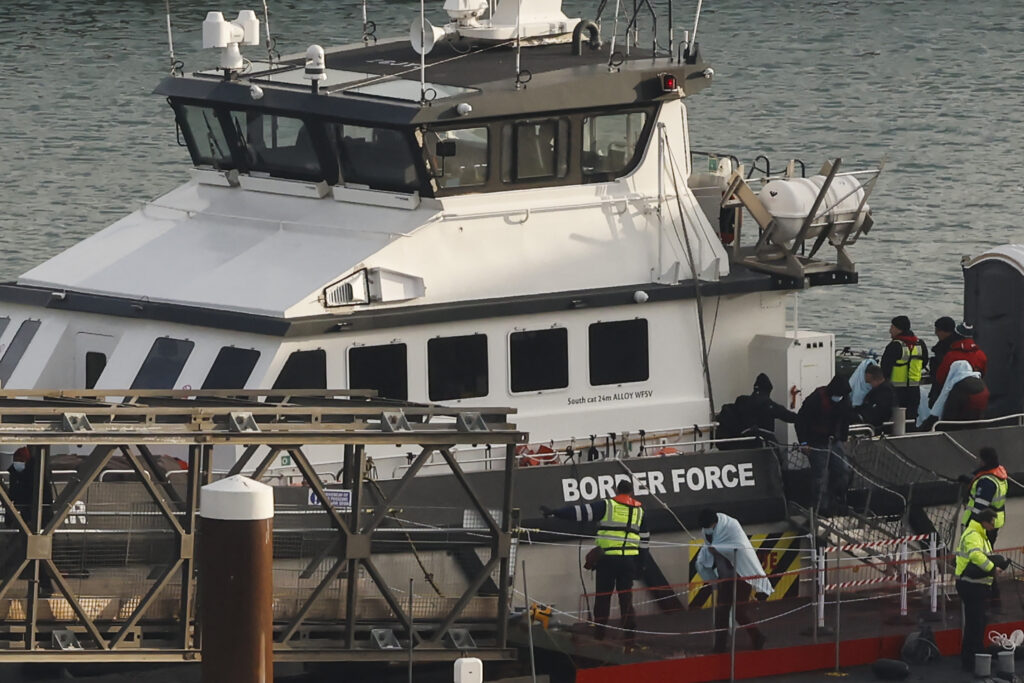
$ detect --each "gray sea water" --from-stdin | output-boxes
[1,0,1022,351]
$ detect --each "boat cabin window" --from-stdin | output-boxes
[349,343,408,401]
[333,124,420,193]
[0,318,10,340]
[428,334,488,401]
[131,337,195,389]
[272,349,327,390]
[228,110,326,182]
[424,127,489,189]
[202,347,261,390]
[588,319,649,386]
[510,328,568,393]
[0,320,40,387]
[501,119,569,183]
[583,111,649,180]
[85,352,107,390]
[176,103,235,170]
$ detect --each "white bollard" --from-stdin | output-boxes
[974,653,992,678]
[997,650,1015,675]
[454,657,483,683]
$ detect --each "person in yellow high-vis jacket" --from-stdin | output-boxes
[958,447,1008,608]
[542,479,649,643]
[955,509,1009,671]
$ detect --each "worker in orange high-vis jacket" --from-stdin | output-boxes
[958,447,1008,607]
[542,479,649,644]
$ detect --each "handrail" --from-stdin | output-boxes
[931,413,1024,431]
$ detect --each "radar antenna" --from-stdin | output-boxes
[261,0,276,67]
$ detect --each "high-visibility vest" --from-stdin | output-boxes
[595,497,644,556]
[955,520,995,585]
[891,341,924,386]
[961,472,1008,528]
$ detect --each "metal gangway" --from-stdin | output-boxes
[0,389,526,665]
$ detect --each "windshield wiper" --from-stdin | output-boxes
[202,111,225,160]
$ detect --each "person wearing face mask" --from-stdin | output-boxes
[695,509,772,653]
[6,447,55,596]
[796,375,854,514]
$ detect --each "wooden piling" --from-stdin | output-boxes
[199,475,274,683]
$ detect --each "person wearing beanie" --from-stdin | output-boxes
[796,375,854,513]
[737,373,797,445]
[880,315,929,419]
[929,316,960,405]
[933,321,987,398]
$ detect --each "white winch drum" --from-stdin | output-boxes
[759,174,869,243]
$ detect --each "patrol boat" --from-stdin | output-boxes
[0,0,878,472]
[0,0,899,651]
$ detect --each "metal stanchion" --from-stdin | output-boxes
[817,550,826,630]
[833,553,841,674]
[899,540,908,618]
[199,476,274,683]
[522,560,537,683]
[729,550,737,683]
[408,578,414,683]
[929,534,938,615]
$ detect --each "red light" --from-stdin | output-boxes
[661,73,678,91]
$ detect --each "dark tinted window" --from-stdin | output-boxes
[229,110,324,182]
[510,328,568,392]
[349,344,408,400]
[424,127,489,189]
[176,103,234,169]
[85,352,107,390]
[502,119,569,182]
[428,335,488,401]
[272,350,327,390]
[334,124,420,192]
[589,320,649,386]
[202,347,261,390]
[0,318,12,340]
[131,337,195,389]
[0,320,41,386]
[582,111,648,180]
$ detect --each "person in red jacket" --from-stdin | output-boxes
[934,322,987,391]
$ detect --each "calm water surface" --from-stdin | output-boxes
[1,0,1022,350]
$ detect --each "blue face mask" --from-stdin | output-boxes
[11,462,25,472]
[831,395,843,403]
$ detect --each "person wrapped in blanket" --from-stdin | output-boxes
[695,509,773,652]
[541,479,649,644]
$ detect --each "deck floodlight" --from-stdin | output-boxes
[202,10,260,72]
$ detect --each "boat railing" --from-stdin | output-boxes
[930,413,1024,431]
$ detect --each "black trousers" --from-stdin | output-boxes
[987,528,1001,604]
[593,554,637,641]
[713,577,764,651]
[956,579,990,669]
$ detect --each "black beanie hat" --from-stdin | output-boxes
[753,373,773,394]
[891,315,911,333]
[935,316,955,333]
[698,509,718,528]
[980,447,999,468]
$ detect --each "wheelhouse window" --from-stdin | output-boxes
[228,110,325,182]
[272,349,327,390]
[131,337,195,389]
[424,127,489,189]
[0,320,40,387]
[428,334,488,401]
[202,347,261,390]
[333,124,420,192]
[510,328,568,393]
[502,119,569,183]
[589,319,649,385]
[582,111,649,180]
[349,344,408,400]
[176,103,234,169]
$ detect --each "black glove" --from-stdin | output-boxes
[957,474,972,485]
[754,591,770,602]
[540,505,554,518]
[990,554,1011,570]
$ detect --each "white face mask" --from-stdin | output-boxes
[831,395,843,403]
[11,462,25,472]
[702,527,714,540]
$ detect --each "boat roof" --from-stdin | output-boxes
[155,37,712,126]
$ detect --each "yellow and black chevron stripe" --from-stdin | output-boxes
[687,532,803,608]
